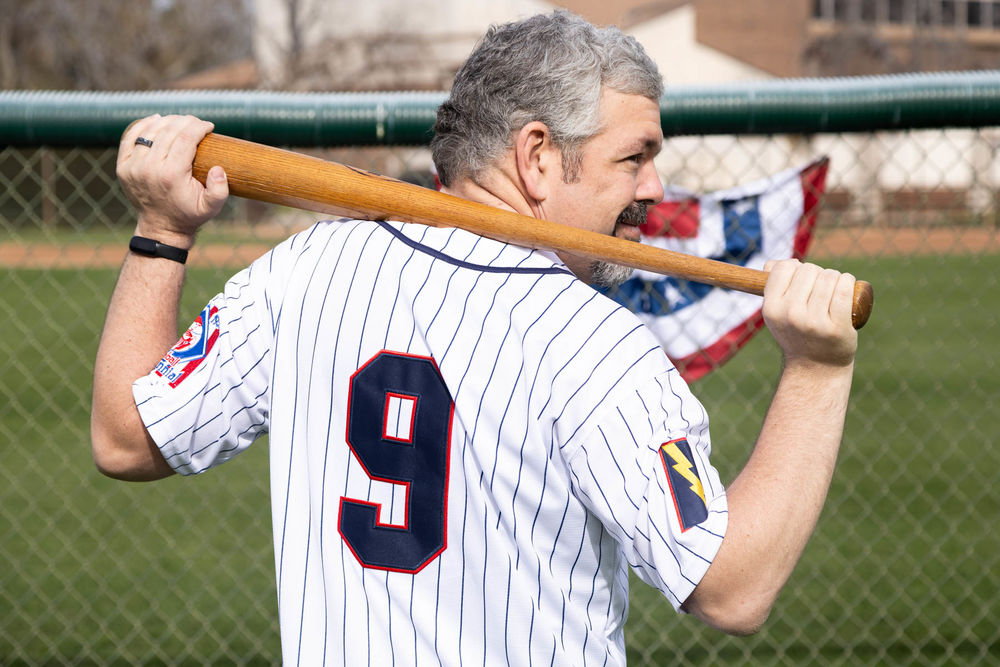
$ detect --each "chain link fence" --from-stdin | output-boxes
[1,88,998,664]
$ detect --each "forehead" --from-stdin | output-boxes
[592,89,663,152]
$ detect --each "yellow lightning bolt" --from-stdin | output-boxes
[662,441,706,504]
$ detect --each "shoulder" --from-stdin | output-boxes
[532,280,676,410]
[245,219,386,279]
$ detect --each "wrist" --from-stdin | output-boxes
[780,356,855,381]
[133,217,197,251]
[129,236,189,264]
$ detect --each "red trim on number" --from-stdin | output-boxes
[336,498,425,575]
[343,353,420,533]
[340,349,453,575]
[337,496,409,531]
[383,391,417,443]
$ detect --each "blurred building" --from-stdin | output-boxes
[251,0,1000,90]
[250,0,781,90]
[247,0,1000,222]
[253,0,551,90]
[693,0,1000,77]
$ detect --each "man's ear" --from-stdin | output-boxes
[514,121,559,203]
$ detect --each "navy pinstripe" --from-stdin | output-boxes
[132,218,730,666]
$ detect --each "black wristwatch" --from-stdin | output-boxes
[129,236,189,264]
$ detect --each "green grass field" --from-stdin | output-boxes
[1,252,997,664]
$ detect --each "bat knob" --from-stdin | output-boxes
[852,280,874,330]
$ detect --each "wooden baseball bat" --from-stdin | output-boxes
[192,133,873,329]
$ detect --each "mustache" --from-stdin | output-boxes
[616,202,648,228]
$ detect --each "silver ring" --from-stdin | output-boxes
[135,136,154,148]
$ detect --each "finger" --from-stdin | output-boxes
[806,268,842,325]
[117,114,162,170]
[762,259,806,330]
[782,262,823,323]
[153,115,213,165]
[120,115,159,148]
[830,271,856,328]
[176,117,217,169]
[762,258,799,300]
[762,259,794,325]
[142,114,193,164]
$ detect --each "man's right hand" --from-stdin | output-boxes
[762,258,858,369]
[116,114,229,248]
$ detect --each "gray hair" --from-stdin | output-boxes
[431,10,664,187]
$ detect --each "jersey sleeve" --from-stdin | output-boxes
[131,259,276,476]
[565,366,728,611]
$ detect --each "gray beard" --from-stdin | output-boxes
[588,202,647,289]
[589,260,635,289]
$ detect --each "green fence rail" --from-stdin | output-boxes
[3,70,1000,147]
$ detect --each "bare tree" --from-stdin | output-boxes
[0,0,252,90]
[254,0,326,88]
[255,0,465,91]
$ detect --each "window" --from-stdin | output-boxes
[888,0,908,22]
[966,1,1000,26]
[813,0,1000,27]
[940,1,957,26]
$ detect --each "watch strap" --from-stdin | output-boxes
[128,236,189,264]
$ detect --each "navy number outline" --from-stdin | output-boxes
[339,351,454,573]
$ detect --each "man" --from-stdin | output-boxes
[92,10,858,665]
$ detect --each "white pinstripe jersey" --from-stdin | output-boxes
[134,219,728,666]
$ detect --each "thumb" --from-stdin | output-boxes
[202,165,229,215]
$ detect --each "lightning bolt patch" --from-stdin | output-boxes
[659,438,709,532]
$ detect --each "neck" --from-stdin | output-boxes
[442,160,540,220]
[441,168,591,282]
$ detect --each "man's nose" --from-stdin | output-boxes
[637,160,664,205]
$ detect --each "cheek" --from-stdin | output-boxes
[553,177,629,231]
[552,184,597,222]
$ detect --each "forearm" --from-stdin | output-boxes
[684,359,854,633]
[92,114,227,480]
[90,230,193,480]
